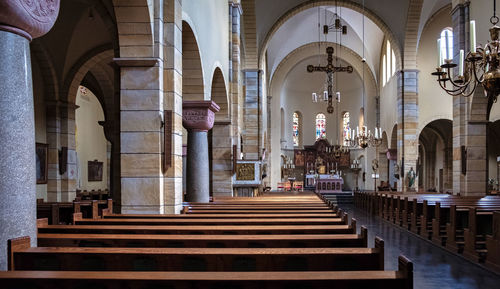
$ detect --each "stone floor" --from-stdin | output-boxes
[341,204,500,289]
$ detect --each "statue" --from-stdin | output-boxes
[407,167,416,188]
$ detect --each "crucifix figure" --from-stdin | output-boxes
[307,46,353,113]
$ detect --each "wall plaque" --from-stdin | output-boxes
[236,163,255,181]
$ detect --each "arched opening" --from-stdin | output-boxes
[182,21,204,101]
[388,124,398,189]
[209,68,232,197]
[418,119,452,192]
[75,86,110,194]
[378,131,390,191]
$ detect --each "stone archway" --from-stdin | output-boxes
[210,68,232,197]
[418,119,452,193]
[182,21,205,101]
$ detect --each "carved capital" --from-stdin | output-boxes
[0,0,60,41]
[182,101,220,132]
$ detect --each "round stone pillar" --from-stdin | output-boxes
[182,101,220,203]
[0,0,60,270]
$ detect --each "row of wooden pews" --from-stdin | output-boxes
[2,193,414,289]
[354,191,500,274]
[37,198,113,224]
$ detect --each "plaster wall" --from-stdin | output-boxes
[75,88,108,191]
[417,6,453,130]
[380,72,398,145]
[182,0,229,100]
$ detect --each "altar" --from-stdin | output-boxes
[315,175,343,193]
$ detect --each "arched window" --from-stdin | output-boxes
[440,28,453,61]
[382,40,396,87]
[315,113,326,140]
[386,41,391,82]
[342,112,350,146]
[382,55,387,86]
[292,112,300,146]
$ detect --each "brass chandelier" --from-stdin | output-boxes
[432,0,500,102]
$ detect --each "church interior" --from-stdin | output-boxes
[1,0,500,288]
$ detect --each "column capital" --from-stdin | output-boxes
[0,0,60,41]
[182,101,220,132]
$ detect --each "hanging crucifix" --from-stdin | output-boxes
[307,46,353,113]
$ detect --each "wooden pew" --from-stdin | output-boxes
[37,199,113,224]
[74,217,347,226]
[103,212,340,219]
[184,209,334,214]
[37,227,369,249]
[485,211,500,273]
[463,207,493,263]
[0,255,413,289]
[9,236,385,272]
[37,219,357,235]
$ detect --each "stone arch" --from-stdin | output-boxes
[418,119,452,192]
[260,0,403,72]
[210,67,232,197]
[182,21,205,100]
[211,67,229,120]
[403,0,424,69]
[390,123,398,150]
[62,46,114,105]
[30,41,59,102]
[113,0,154,58]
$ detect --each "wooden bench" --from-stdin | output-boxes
[0,255,413,289]
[37,227,368,249]
[37,199,113,224]
[37,219,357,235]
[74,217,347,226]
[9,236,385,272]
[103,212,340,219]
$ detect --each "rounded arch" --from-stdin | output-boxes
[390,123,398,150]
[30,41,59,102]
[210,67,229,120]
[62,46,114,105]
[182,21,205,101]
[113,1,154,58]
[260,0,402,72]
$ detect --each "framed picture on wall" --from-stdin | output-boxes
[36,143,48,184]
[88,160,103,182]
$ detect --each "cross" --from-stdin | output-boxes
[307,46,353,113]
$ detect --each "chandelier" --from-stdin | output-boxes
[432,0,500,102]
[344,0,382,149]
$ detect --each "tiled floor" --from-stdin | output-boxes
[341,204,500,289]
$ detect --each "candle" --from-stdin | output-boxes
[459,49,464,77]
[323,90,328,101]
[312,92,317,102]
[336,92,341,102]
[470,20,476,53]
[356,126,359,136]
[379,128,383,139]
[375,128,379,139]
[437,39,441,67]
[445,30,450,59]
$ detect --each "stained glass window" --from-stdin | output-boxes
[315,113,326,140]
[293,112,300,146]
[342,112,350,146]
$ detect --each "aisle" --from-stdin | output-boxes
[341,205,500,289]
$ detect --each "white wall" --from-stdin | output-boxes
[75,87,108,191]
[182,0,229,100]
[417,6,453,130]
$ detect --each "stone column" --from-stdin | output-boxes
[242,70,261,160]
[183,101,220,202]
[0,0,60,270]
[451,2,469,194]
[397,69,419,192]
